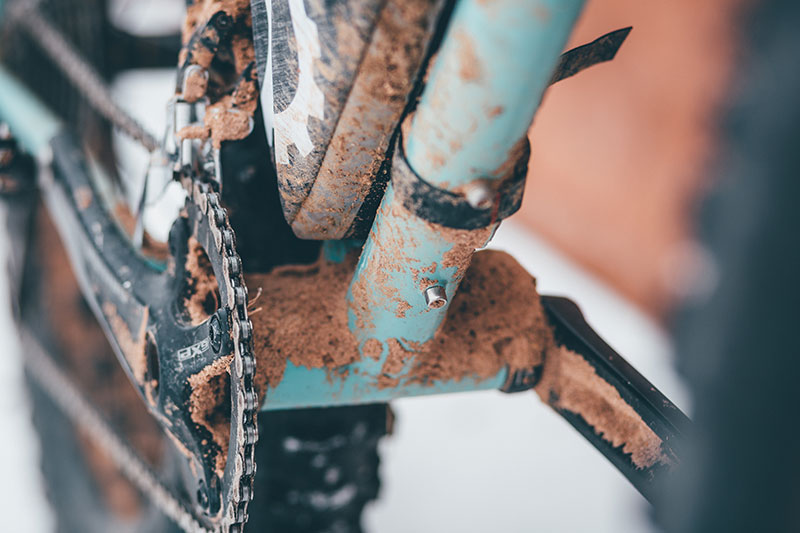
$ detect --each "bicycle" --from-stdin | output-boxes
[0,0,691,531]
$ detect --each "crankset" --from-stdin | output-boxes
[38,131,257,532]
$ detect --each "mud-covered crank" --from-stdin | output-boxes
[39,131,257,531]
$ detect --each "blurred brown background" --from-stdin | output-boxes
[518,0,743,318]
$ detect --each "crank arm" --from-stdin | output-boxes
[537,296,689,502]
[39,132,236,517]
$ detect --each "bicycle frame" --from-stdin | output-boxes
[0,0,688,501]
[0,0,583,409]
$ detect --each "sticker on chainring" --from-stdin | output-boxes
[176,338,210,362]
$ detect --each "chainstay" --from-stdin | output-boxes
[179,176,259,533]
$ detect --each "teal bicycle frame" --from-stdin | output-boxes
[0,0,585,410]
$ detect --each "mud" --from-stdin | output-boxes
[286,0,441,239]
[439,224,495,279]
[246,249,548,397]
[177,124,210,140]
[387,250,549,387]
[182,68,208,102]
[188,355,233,479]
[180,0,258,147]
[204,95,253,148]
[456,30,481,82]
[246,257,361,397]
[102,301,148,385]
[535,345,670,469]
[74,186,92,210]
[183,0,251,44]
[345,195,495,339]
[183,236,220,325]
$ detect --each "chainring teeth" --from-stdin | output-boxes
[184,179,258,532]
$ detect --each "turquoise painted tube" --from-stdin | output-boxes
[260,239,511,410]
[263,359,507,410]
[405,0,585,188]
[0,65,61,155]
[346,0,584,360]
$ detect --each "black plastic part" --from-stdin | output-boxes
[539,296,690,503]
[549,27,632,85]
[44,131,237,521]
[219,103,321,271]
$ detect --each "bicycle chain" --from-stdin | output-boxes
[22,169,259,532]
[4,1,259,530]
[178,176,259,533]
[7,0,160,151]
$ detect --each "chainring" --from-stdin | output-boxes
[175,176,259,532]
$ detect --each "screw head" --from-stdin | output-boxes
[464,181,494,210]
[424,285,447,309]
[209,315,222,353]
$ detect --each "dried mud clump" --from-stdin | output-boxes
[183,237,220,325]
[180,0,257,146]
[188,355,233,479]
[404,249,550,385]
[247,249,551,395]
[246,256,362,398]
[102,301,148,386]
[535,345,670,469]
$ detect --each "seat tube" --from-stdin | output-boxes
[347,0,585,358]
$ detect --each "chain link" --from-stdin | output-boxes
[7,1,160,152]
[7,2,259,529]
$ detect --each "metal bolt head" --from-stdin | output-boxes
[464,181,494,210]
[424,285,447,309]
[209,315,222,353]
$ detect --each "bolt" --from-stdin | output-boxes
[424,285,447,309]
[464,180,494,210]
[209,314,222,353]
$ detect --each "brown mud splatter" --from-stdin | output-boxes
[456,30,481,82]
[183,237,220,326]
[246,257,361,398]
[102,301,148,385]
[288,0,440,239]
[180,0,257,146]
[247,249,548,397]
[535,345,670,469]
[188,355,233,479]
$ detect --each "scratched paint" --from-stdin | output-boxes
[347,0,585,355]
[405,0,585,189]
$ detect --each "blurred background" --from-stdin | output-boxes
[0,0,760,531]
